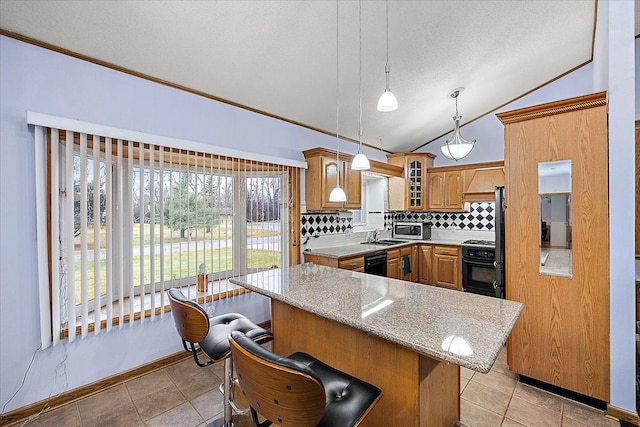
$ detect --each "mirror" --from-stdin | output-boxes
[538,160,572,277]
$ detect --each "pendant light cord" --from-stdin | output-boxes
[358,0,363,152]
[336,0,340,173]
[384,0,391,89]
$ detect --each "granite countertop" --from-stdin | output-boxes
[231,263,522,373]
[304,238,488,259]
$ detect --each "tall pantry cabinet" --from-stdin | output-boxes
[497,92,610,402]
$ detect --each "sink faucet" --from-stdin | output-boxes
[373,230,380,242]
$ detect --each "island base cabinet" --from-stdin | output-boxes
[271,300,460,426]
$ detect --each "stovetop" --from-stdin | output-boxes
[462,239,495,247]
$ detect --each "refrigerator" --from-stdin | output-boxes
[494,186,506,298]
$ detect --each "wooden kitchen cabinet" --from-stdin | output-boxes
[304,253,364,272]
[303,148,361,210]
[418,245,433,284]
[432,246,461,290]
[387,153,435,211]
[498,92,609,401]
[386,245,417,281]
[428,170,463,211]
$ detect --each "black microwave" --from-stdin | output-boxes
[392,222,431,240]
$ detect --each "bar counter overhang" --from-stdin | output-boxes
[231,263,522,427]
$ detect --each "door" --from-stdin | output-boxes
[321,157,342,209]
[443,170,463,209]
[428,172,445,210]
[433,253,459,290]
[419,245,433,284]
[342,161,361,209]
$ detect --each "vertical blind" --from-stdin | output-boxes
[34,124,299,348]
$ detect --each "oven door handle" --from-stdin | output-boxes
[462,259,495,267]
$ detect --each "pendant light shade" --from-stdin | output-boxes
[352,152,370,170]
[351,0,370,171]
[377,0,398,112]
[440,88,475,161]
[377,83,399,112]
[329,184,347,202]
[329,0,348,203]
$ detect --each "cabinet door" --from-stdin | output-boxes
[428,172,445,209]
[433,254,459,290]
[444,170,463,209]
[321,158,343,209]
[406,157,425,210]
[342,161,362,209]
[419,245,433,284]
[399,246,414,281]
[386,258,400,279]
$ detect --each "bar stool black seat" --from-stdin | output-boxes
[168,288,273,427]
[229,330,382,427]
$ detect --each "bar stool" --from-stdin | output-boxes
[168,288,273,427]
[229,330,382,427]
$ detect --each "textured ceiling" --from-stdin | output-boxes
[0,1,598,154]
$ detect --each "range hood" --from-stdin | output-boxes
[463,167,505,202]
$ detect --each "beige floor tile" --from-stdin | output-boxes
[190,388,224,421]
[145,401,203,427]
[512,383,562,413]
[125,369,174,400]
[169,363,220,400]
[80,401,142,427]
[461,380,513,417]
[22,403,81,427]
[77,384,132,420]
[471,369,518,397]
[132,383,186,420]
[561,399,619,427]
[461,366,476,380]
[460,398,504,427]
[504,396,561,427]
[501,418,526,426]
[461,374,472,393]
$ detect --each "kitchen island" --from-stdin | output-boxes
[231,263,522,427]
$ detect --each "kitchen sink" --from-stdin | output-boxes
[360,239,407,246]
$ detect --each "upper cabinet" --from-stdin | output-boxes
[303,148,361,210]
[428,161,505,211]
[428,170,463,210]
[387,153,435,211]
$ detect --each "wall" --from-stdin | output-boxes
[0,35,378,413]
[1,3,637,413]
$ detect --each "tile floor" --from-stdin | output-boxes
[20,346,622,427]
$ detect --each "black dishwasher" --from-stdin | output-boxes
[364,251,387,276]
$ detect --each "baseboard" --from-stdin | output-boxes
[607,404,640,426]
[0,349,192,426]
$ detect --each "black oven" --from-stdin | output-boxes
[462,246,502,298]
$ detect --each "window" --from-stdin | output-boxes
[33,120,301,346]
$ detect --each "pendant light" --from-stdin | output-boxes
[329,0,347,203]
[351,0,371,171]
[440,87,475,161]
[376,0,398,112]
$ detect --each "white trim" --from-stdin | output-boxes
[34,125,52,349]
[26,111,308,169]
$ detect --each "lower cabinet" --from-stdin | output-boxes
[304,253,364,272]
[419,244,461,290]
[386,246,417,281]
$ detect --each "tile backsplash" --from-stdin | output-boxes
[301,212,353,237]
[302,202,495,237]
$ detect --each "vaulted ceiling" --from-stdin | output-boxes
[0,1,606,153]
